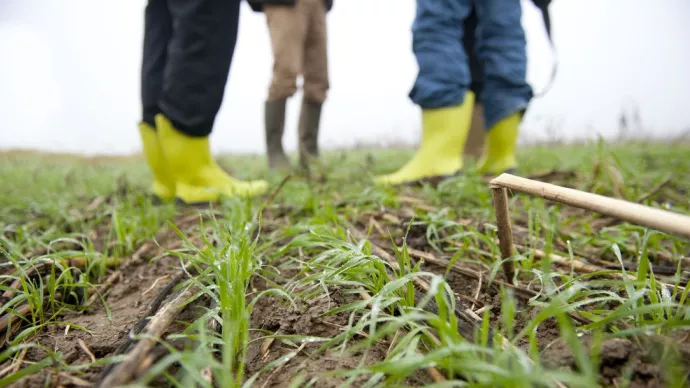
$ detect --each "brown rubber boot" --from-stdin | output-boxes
[298,99,322,169]
[265,98,291,170]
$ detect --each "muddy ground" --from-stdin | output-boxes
[2,174,689,387]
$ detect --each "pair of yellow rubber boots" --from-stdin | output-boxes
[375,92,521,185]
[138,114,268,204]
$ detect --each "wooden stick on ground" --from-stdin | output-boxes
[590,175,674,230]
[0,304,31,333]
[1,279,22,301]
[491,174,690,240]
[98,285,195,388]
[490,186,516,281]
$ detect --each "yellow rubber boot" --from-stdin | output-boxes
[155,114,269,204]
[375,92,475,185]
[138,122,176,202]
[476,112,521,175]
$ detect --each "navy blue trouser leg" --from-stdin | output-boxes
[474,0,532,129]
[409,0,471,110]
[409,0,532,130]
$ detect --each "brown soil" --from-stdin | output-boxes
[245,288,431,387]
[542,335,690,388]
[6,242,183,388]
[2,184,689,387]
[418,260,562,351]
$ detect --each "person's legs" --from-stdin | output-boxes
[299,0,329,169]
[159,0,239,135]
[139,0,176,201]
[154,0,268,203]
[474,0,532,174]
[266,3,308,103]
[375,0,475,185]
[264,2,309,169]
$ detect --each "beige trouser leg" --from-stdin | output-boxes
[265,2,308,101]
[302,0,329,103]
[265,0,328,103]
[265,0,328,170]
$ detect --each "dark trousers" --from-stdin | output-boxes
[141,0,241,137]
[463,6,483,97]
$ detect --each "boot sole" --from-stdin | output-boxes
[149,194,211,208]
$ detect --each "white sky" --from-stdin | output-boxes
[0,0,689,155]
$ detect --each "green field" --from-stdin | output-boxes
[1,141,689,387]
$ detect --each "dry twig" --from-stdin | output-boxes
[262,173,293,208]
[98,284,195,388]
[258,343,307,388]
[406,247,538,300]
[78,339,96,363]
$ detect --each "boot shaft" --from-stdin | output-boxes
[265,99,287,152]
[264,98,291,169]
[298,99,322,158]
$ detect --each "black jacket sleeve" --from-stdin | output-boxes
[246,0,332,13]
[531,0,551,7]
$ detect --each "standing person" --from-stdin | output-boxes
[138,0,268,204]
[375,0,533,185]
[247,0,333,170]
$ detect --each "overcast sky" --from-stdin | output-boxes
[1,0,689,155]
